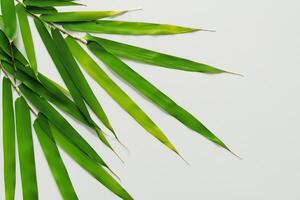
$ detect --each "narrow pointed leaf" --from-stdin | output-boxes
[0,31,30,66]
[34,115,79,200]
[26,6,58,14]
[65,37,179,154]
[86,35,226,74]
[15,97,38,200]
[34,19,94,126]
[49,123,133,200]
[88,41,230,151]
[40,11,128,22]
[1,0,16,40]
[63,20,199,35]
[16,4,38,75]
[2,78,16,200]
[23,0,83,7]
[51,29,115,134]
[19,84,108,167]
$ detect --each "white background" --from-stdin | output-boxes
[1,0,300,199]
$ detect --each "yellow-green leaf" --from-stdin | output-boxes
[63,20,199,35]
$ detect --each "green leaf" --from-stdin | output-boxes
[34,19,114,150]
[63,20,199,35]
[51,29,115,135]
[2,77,16,200]
[0,0,17,40]
[87,41,231,152]
[40,11,128,22]
[65,36,179,154]
[15,97,38,200]
[0,31,30,66]
[16,3,38,75]
[23,0,83,8]
[49,122,133,200]
[85,35,227,74]
[34,18,94,127]
[19,84,108,167]
[26,6,58,15]
[34,114,79,200]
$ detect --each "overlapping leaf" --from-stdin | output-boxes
[19,84,108,167]
[87,40,231,151]
[34,19,114,150]
[34,114,79,200]
[51,29,115,136]
[49,121,133,200]
[65,36,180,155]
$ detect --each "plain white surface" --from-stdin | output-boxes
[1,0,300,199]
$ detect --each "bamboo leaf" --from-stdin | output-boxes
[63,20,199,35]
[15,97,38,200]
[19,84,108,167]
[34,19,115,150]
[85,35,227,74]
[87,41,231,152]
[65,36,179,154]
[34,18,94,127]
[16,3,38,75]
[1,0,17,40]
[23,0,83,8]
[49,122,133,200]
[51,29,115,135]
[1,61,89,127]
[26,6,58,15]
[0,31,30,66]
[40,11,128,22]
[34,114,79,200]
[2,77,16,200]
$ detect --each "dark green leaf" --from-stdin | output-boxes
[26,6,58,15]
[51,29,115,135]
[85,35,227,74]
[15,97,38,200]
[34,114,79,200]
[2,77,16,200]
[16,3,38,75]
[63,20,199,35]
[40,11,128,22]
